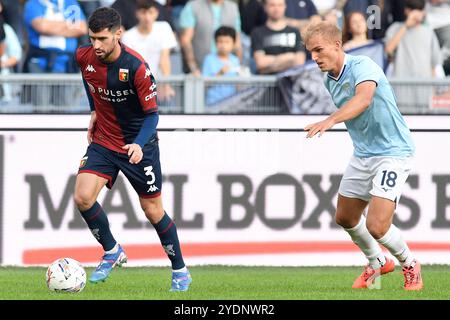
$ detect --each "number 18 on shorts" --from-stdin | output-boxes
[339,156,413,204]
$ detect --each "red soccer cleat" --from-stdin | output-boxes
[352,257,395,289]
[402,259,423,291]
[380,256,395,274]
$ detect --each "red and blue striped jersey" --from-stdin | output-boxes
[76,42,158,153]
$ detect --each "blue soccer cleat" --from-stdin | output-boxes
[89,245,127,283]
[170,269,192,292]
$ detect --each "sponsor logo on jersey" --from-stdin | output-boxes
[119,68,129,82]
[97,87,135,97]
[86,64,96,72]
[92,86,136,103]
[144,68,151,79]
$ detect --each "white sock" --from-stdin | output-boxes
[344,215,386,269]
[172,266,188,273]
[105,243,119,255]
[376,224,414,267]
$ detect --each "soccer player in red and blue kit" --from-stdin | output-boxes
[73,7,191,292]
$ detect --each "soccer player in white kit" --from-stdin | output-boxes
[303,22,423,290]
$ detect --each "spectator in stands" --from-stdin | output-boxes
[179,0,242,76]
[372,0,406,40]
[240,0,266,37]
[241,0,320,36]
[285,0,321,32]
[311,0,337,15]
[342,11,373,51]
[202,26,241,105]
[323,8,340,26]
[78,0,101,18]
[77,1,101,47]
[171,0,189,33]
[122,0,177,101]
[0,1,21,103]
[0,20,20,71]
[426,0,450,76]
[2,0,25,45]
[385,0,441,78]
[0,5,5,58]
[342,0,379,17]
[23,0,88,73]
[240,0,318,67]
[251,0,305,74]
[111,0,172,30]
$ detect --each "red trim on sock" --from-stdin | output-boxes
[158,221,174,235]
[87,206,102,221]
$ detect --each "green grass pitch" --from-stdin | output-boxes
[0,265,449,300]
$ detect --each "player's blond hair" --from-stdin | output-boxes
[302,21,343,46]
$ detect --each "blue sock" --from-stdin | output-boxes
[153,212,186,270]
[80,202,117,252]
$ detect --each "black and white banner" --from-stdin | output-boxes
[0,115,449,266]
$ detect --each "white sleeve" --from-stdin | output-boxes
[161,22,178,50]
[431,31,442,67]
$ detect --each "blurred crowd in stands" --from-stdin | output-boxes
[0,0,449,107]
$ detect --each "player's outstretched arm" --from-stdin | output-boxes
[304,117,336,138]
[304,81,376,138]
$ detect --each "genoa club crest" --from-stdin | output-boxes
[79,156,88,168]
[119,68,129,82]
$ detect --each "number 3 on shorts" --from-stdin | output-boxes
[144,166,156,185]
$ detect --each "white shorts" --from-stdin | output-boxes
[338,155,414,203]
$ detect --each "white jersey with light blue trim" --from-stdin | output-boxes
[324,54,415,158]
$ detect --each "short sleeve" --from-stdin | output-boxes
[234,4,242,32]
[66,0,86,22]
[179,3,196,29]
[202,54,215,76]
[384,22,402,43]
[431,31,442,67]
[23,1,46,25]
[306,0,318,16]
[294,29,305,53]
[231,54,240,68]
[134,62,158,113]
[122,28,137,48]
[251,28,263,53]
[5,24,22,60]
[161,22,178,50]
[352,57,381,87]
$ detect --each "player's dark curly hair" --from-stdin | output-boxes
[88,7,122,33]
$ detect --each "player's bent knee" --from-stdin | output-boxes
[366,222,389,240]
[141,198,164,224]
[73,191,96,212]
[335,214,345,227]
[335,212,356,229]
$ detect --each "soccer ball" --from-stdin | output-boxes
[46,258,86,293]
